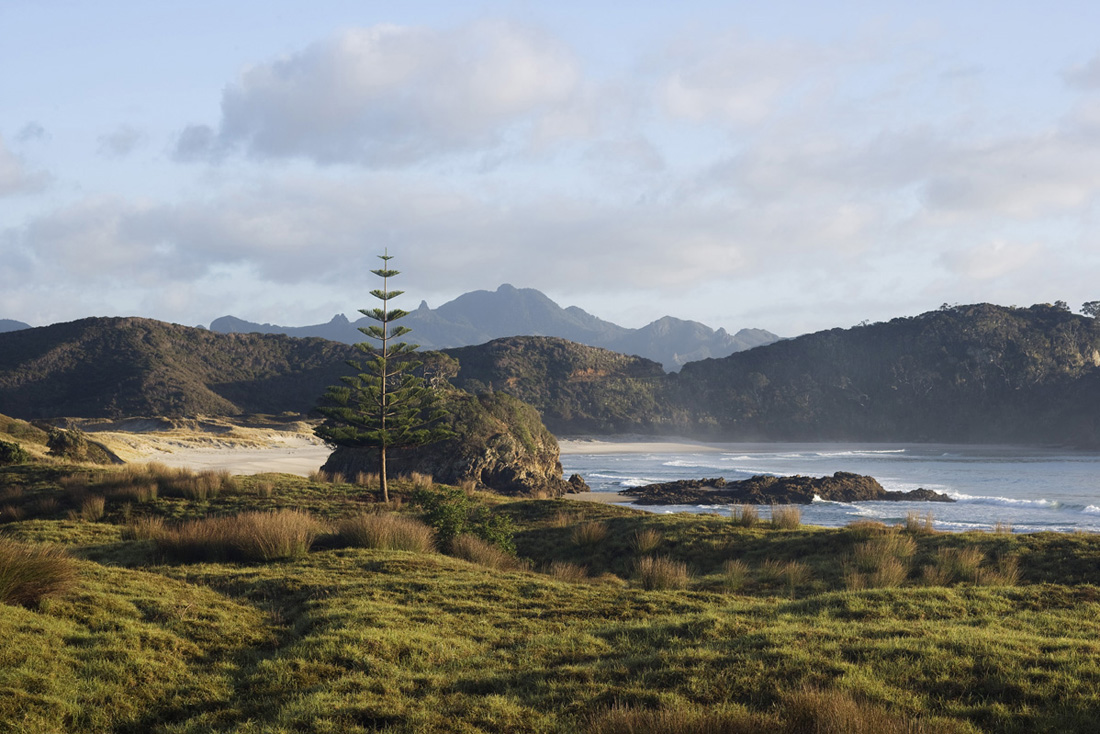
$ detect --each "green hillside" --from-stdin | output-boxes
[0,317,358,419]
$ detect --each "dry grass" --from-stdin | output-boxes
[459,478,478,494]
[336,513,436,553]
[572,520,610,547]
[730,505,759,527]
[631,527,662,555]
[545,560,589,583]
[992,521,1014,534]
[354,471,379,488]
[586,703,774,734]
[783,687,953,734]
[406,472,434,491]
[78,495,106,522]
[550,511,581,528]
[721,559,750,591]
[449,534,521,570]
[635,556,691,590]
[845,519,890,539]
[771,505,802,529]
[121,515,166,541]
[0,538,76,607]
[157,509,323,562]
[904,510,936,535]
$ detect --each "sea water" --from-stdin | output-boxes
[560,443,1100,533]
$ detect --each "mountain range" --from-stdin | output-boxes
[2,302,1098,447]
[209,284,780,371]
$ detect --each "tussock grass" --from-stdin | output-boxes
[922,546,985,585]
[586,703,775,733]
[845,532,916,589]
[782,687,961,734]
[77,495,105,522]
[336,513,436,553]
[721,558,750,591]
[354,471,379,487]
[631,527,662,555]
[730,505,759,527]
[992,521,1013,534]
[635,555,691,590]
[545,560,589,583]
[846,519,890,539]
[0,538,76,607]
[120,515,165,541]
[449,534,521,570]
[406,472,434,490]
[157,509,323,562]
[771,505,802,529]
[572,520,610,547]
[905,510,936,534]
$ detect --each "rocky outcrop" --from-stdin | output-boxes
[625,472,954,505]
[322,391,571,497]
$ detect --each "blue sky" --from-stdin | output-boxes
[3,1,1100,336]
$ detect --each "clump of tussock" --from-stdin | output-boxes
[730,505,759,527]
[845,519,890,539]
[459,478,478,494]
[449,534,521,570]
[254,480,274,498]
[630,527,662,555]
[572,520,610,547]
[157,509,323,563]
[121,515,165,541]
[0,538,76,608]
[921,546,985,585]
[991,521,1013,534]
[550,511,581,528]
[545,560,589,583]
[979,554,1021,586]
[586,702,776,734]
[353,471,379,488]
[721,559,750,591]
[336,513,436,553]
[844,532,916,589]
[0,504,25,523]
[904,510,936,535]
[759,559,811,597]
[770,505,802,529]
[77,495,106,522]
[406,472,434,491]
[781,686,965,734]
[635,555,691,591]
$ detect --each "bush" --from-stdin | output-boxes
[336,513,436,553]
[46,427,89,460]
[0,440,30,466]
[0,539,76,607]
[635,556,691,590]
[412,486,516,552]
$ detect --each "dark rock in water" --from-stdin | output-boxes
[322,391,571,497]
[625,471,954,505]
[566,474,591,493]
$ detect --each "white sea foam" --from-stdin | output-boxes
[1084,505,1100,515]
[946,490,1059,509]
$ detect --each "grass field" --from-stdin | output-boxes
[2,462,1100,733]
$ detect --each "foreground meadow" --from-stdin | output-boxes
[2,462,1099,733]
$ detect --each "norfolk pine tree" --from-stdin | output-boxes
[315,253,451,502]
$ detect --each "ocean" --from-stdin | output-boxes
[559,442,1100,533]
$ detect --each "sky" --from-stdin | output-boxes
[3,0,1100,337]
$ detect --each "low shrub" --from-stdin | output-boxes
[336,513,436,553]
[0,538,76,607]
[0,440,30,466]
[635,556,691,591]
[413,486,516,552]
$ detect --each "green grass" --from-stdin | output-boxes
[2,464,1100,732]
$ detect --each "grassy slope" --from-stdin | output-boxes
[2,466,1100,733]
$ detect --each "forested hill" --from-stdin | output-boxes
[0,317,357,419]
[672,303,1100,445]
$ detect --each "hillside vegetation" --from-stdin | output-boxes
[0,317,357,419]
[2,447,1100,732]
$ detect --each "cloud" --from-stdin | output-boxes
[15,122,47,143]
[176,21,584,166]
[938,239,1043,281]
[1063,55,1100,90]
[0,135,50,196]
[97,125,147,158]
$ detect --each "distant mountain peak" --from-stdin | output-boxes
[207,285,781,371]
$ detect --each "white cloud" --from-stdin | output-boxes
[938,239,1043,281]
[1063,54,1100,90]
[177,21,584,166]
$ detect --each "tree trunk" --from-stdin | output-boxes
[380,446,389,503]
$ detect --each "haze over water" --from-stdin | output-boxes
[561,443,1100,533]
